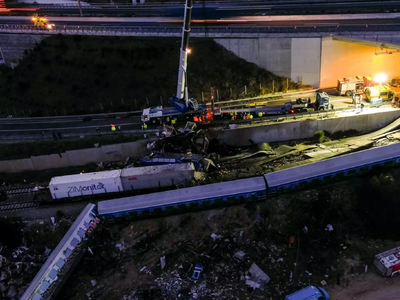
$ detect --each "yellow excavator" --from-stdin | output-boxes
[31,14,55,30]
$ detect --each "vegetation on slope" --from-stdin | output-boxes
[0,36,300,117]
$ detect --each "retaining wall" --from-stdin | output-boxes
[0,140,148,173]
[214,110,400,146]
[2,110,400,173]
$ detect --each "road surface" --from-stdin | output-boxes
[2,12,400,28]
[0,89,389,139]
[4,0,400,17]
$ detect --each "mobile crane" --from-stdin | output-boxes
[140,0,323,124]
[141,0,207,123]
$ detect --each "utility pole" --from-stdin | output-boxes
[176,0,193,107]
[77,0,83,17]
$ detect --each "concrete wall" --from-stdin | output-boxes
[320,36,400,88]
[214,38,322,87]
[0,140,148,173]
[0,33,49,67]
[215,110,400,146]
[291,38,321,87]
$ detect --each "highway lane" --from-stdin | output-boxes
[0,93,355,137]
[2,13,400,27]
[6,0,400,17]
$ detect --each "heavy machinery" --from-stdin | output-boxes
[31,14,55,30]
[141,0,207,124]
[314,91,330,110]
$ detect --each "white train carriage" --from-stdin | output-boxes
[20,204,99,300]
[49,170,123,199]
[120,163,195,191]
[265,142,400,195]
[98,177,267,221]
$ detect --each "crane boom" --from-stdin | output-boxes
[176,0,193,106]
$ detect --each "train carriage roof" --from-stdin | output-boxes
[98,177,266,215]
[265,142,400,188]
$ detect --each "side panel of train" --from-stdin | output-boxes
[266,143,400,195]
[97,178,267,222]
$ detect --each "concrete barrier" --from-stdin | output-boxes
[2,110,400,173]
[0,140,149,173]
[31,154,70,170]
[215,109,400,146]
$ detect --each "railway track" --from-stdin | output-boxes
[0,201,40,212]
[0,183,48,197]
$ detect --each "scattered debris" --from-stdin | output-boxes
[234,251,246,261]
[247,263,270,290]
[211,233,222,241]
[160,256,166,270]
[326,224,334,231]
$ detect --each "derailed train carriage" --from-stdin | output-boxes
[42,163,195,202]
[96,142,400,222]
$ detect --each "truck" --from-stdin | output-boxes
[374,246,400,277]
[285,286,330,300]
[364,85,394,105]
[314,92,330,110]
[213,102,297,119]
[337,75,375,96]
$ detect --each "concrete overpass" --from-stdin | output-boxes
[2,14,400,87]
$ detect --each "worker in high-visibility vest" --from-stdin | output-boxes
[258,112,263,118]
[171,118,176,125]
[249,114,254,120]
[142,123,147,130]
[111,124,116,131]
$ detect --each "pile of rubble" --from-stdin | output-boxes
[0,217,72,300]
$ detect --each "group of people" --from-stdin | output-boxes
[229,111,265,120]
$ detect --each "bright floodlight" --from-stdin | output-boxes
[375,74,387,82]
[186,48,192,54]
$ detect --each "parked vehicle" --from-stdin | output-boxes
[374,246,400,277]
[364,85,394,104]
[285,286,329,300]
[314,92,330,110]
[337,76,375,96]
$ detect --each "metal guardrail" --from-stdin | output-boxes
[1,24,400,36]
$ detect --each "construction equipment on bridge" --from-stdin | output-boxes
[31,14,55,30]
